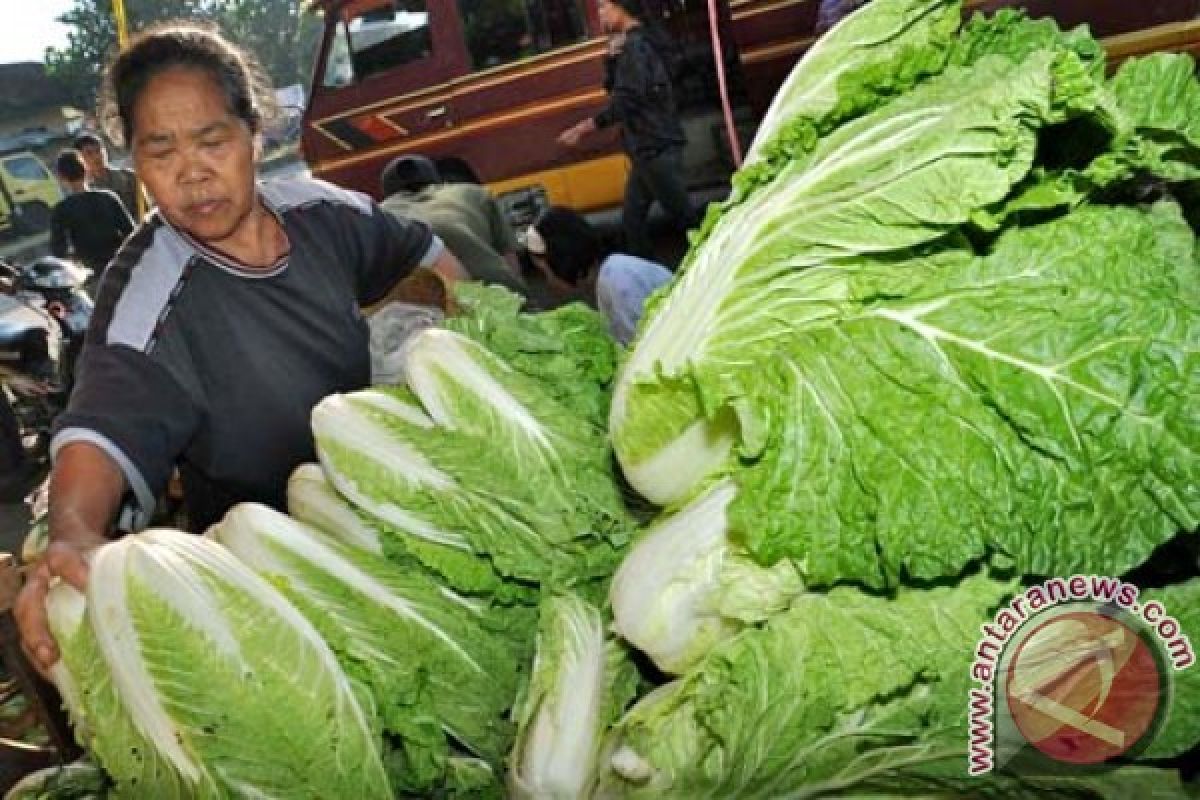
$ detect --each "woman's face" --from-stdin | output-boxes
[130,67,258,246]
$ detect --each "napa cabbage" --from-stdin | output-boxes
[312,328,632,597]
[509,594,638,800]
[609,481,803,675]
[597,574,1200,799]
[209,503,530,793]
[45,529,390,799]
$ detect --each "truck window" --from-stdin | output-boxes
[456,0,588,70]
[322,1,433,87]
[4,156,50,182]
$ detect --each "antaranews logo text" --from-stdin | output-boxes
[967,575,1194,776]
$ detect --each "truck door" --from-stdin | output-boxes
[305,0,468,194]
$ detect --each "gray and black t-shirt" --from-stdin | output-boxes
[53,177,439,532]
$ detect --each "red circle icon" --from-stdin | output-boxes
[1005,610,1162,765]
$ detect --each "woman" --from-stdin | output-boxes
[526,206,671,345]
[16,22,465,673]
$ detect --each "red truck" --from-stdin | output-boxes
[300,0,1200,225]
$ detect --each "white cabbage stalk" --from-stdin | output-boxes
[210,504,488,678]
[405,327,552,449]
[609,481,804,674]
[44,529,390,799]
[311,390,471,551]
[287,463,384,554]
[510,594,610,800]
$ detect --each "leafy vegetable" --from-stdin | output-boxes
[597,573,1197,799]
[45,529,390,799]
[313,329,632,596]
[446,283,620,428]
[611,46,1106,506]
[209,503,530,793]
[609,480,803,674]
[744,0,961,171]
[1140,579,1200,759]
[727,202,1198,587]
[509,594,639,800]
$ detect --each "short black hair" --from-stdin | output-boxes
[531,206,602,285]
[381,155,442,197]
[54,149,87,182]
[72,132,104,151]
[97,21,276,148]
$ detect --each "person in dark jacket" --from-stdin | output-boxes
[74,132,145,220]
[557,0,697,259]
[49,149,134,288]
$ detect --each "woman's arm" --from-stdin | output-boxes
[428,246,467,283]
[14,442,126,673]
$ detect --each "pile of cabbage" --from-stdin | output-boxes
[32,0,1200,797]
[37,287,637,799]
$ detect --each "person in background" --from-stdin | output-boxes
[379,155,527,295]
[816,0,872,34]
[73,132,144,220]
[526,205,671,345]
[49,149,134,290]
[556,0,697,260]
[16,22,465,677]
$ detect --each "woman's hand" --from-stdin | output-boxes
[17,441,127,677]
[15,536,103,677]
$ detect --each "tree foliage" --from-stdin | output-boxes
[45,0,323,115]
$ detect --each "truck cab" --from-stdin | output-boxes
[301,0,1200,225]
[302,0,769,226]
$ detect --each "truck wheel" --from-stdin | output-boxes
[16,201,51,234]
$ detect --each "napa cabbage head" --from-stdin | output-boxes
[209,503,530,793]
[611,45,1107,506]
[509,593,639,800]
[288,463,386,555]
[313,328,631,594]
[609,480,803,675]
[744,0,961,169]
[445,282,619,427]
[724,202,1199,587]
[597,572,1200,799]
[45,529,390,800]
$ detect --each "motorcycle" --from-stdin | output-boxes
[0,257,93,499]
